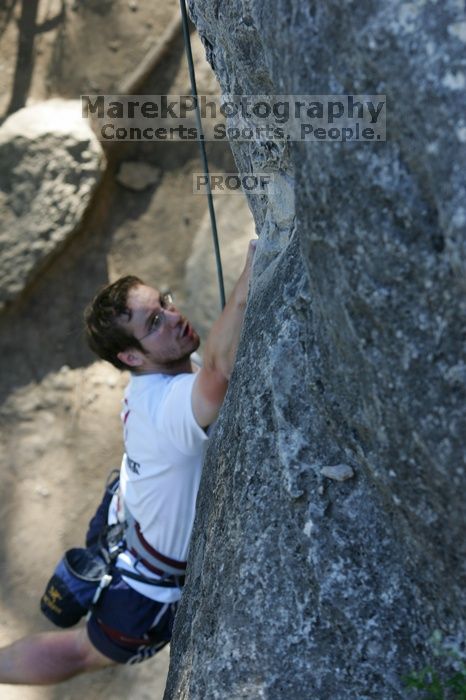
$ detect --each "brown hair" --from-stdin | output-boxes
[84,275,146,370]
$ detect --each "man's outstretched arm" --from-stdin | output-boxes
[192,239,256,428]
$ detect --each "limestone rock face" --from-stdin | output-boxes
[165,2,466,699]
[0,99,105,309]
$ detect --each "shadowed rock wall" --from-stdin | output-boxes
[165,1,466,698]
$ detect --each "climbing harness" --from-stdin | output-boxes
[180,0,226,309]
[123,507,187,580]
[99,472,187,586]
[40,477,183,629]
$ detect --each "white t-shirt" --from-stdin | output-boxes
[109,369,208,602]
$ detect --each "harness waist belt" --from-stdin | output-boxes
[124,507,187,578]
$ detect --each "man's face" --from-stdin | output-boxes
[117,284,200,373]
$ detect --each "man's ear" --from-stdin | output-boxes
[117,349,144,368]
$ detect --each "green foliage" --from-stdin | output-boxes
[403,632,466,700]
[445,673,466,700]
[404,666,446,699]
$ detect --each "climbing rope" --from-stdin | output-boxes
[179,0,226,310]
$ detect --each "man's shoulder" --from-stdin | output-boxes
[127,372,171,393]
[126,372,196,415]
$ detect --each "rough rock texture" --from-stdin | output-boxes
[164,1,466,699]
[0,99,105,309]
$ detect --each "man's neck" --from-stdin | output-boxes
[132,358,193,376]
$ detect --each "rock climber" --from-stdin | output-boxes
[0,239,256,684]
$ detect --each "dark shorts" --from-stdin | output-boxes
[42,478,178,665]
[86,572,177,664]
